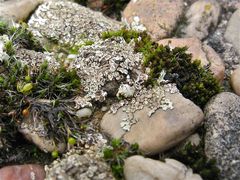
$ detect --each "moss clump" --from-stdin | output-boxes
[102,28,222,108]
[103,139,141,179]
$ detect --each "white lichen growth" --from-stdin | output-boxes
[122,16,147,32]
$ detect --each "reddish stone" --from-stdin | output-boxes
[0,164,45,180]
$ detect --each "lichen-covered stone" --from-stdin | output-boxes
[124,156,202,180]
[224,8,240,55]
[122,0,184,41]
[101,91,204,155]
[45,150,114,180]
[28,0,122,46]
[183,0,221,40]
[71,37,147,108]
[204,92,240,180]
[158,38,225,82]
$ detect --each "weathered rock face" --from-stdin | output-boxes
[28,0,122,46]
[101,91,204,155]
[183,0,221,40]
[122,0,184,41]
[124,156,202,180]
[224,9,240,55]
[158,38,225,82]
[0,164,45,180]
[45,150,114,180]
[0,0,42,22]
[231,67,240,96]
[204,92,240,180]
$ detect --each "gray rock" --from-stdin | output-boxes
[0,0,42,22]
[101,90,204,155]
[224,9,240,55]
[28,0,122,46]
[204,92,240,180]
[184,0,221,40]
[124,155,202,180]
[122,0,184,41]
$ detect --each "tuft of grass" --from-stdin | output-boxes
[101,28,222,108]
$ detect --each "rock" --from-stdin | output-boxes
[0,0,42,22]
[101,90,204,155]
[158,38,225,82]
[122,0,184,41]
[231,67,240,95]
[0,164,45,180]
[45,150,114,179]
[76,108,92,119]
[183,0,221,40]
[204,92,240,180]
[124,155,202,180]
[224,9,240,55]
[28,0,122,46]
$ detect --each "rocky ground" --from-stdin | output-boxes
[0,0,240,180]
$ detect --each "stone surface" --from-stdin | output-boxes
[231,67,240,95]
[0,164,45,180]
[204,92,240,180]
[76,108,93,119]
[183,0,221,40]
[28,0,122,46]
[124,155,202,180]
[101,91,204,155]
[122,0,184,41]
[224,9,240,55]
[45,150,114,180]
[0,0,42,22]
[158,38,225,82]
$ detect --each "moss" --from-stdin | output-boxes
[101,28,222,108]
[103,139,141,179]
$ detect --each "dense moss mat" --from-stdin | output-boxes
[103,139,141,179]
[102,28,222,108]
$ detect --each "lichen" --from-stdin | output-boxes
[101,28,222,108]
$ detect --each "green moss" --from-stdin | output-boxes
[103,139,141,179]
[101,28,222,108]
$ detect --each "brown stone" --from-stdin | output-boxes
[122,0,184,41]
[0,164,45,180]
[158,38,225,82]
[231,67,240,96]
[101,92,204,155]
